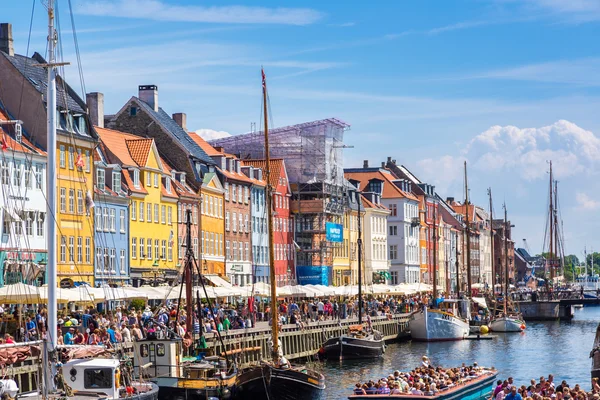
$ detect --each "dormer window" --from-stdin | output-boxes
[171,170,176,180]
[166,178,172,193]
[130,106,137,116]
[132,169,140,188]
[97,168,105,189]
[15,123,22,143]
[112,172,121,193]
[179,172,186,184]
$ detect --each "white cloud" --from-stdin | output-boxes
[499,0,600,23]
[76,0,323,25]
[576,192,600,210]
[195,129,231,141]
[416,155,465,194]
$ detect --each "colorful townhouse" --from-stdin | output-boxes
[0,104,48,286]
[95,126,178,286]
[244,159,294,286]
[240,165,268,283]
[198,170,226,277]
[0,38,98,286]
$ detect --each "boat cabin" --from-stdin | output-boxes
[63,358,121,399]
[438,299,471,320]
[183,356,228,380]
[133,339,181,379]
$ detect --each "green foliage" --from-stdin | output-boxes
[130,298,146,311]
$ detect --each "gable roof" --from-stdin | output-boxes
[0,107,45,156]
[344,168,418,201]
[242,159,285,187]
[96,126,140,166]
[361,194,388,211]
[130,98,214,165]
[189,133,222,157]
[125,139,153,167]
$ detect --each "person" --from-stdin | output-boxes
[504,386,522,400]
[64,328,75,345]
[4,334,14,344]
[496,385,510,400]
[121,325,132,342]
[422,355,430,368]
[106,325,117,344]
[353,383,366,395]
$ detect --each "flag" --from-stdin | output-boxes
[168,230,174,247]
[75,152,85,169]
[1,135,8,151]
[261,68,266,90]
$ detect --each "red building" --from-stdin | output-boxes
[244,159,294,286]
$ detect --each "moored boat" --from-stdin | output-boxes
[489,315,525,332]
[409,301,470,342]
[590,322,600,383]
[321,325,385,360]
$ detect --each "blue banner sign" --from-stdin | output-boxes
[296,266,330,286]
[326,222,343,243]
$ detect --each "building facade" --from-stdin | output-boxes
[360,192,389,285]
[199,172,225,277]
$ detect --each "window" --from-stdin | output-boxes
[83,368,113,389]
[68,236,75,262]
[132,238,137,259]
[130,106,137,116]
[168,241,172,261]
[133,169,140,188]
[232,184,236,202]
[218,198,223,217]
[178,204,182,223]
[110,248,116,271]
[146,171,151,187]
[68,189,74,213]
[168,206,172,225]
[225,212,230,231]
[85,237,91,263]
[1,161,8,185]
[120,249,126,273]
[225,183,229,200]
[154,204,159,223]
[161,240,166,259]
[165,178,171,193]
[120,210,125,232]
[193,205,198,224]
[60,236,66,262]
[209,197,213,216]
[238,186,243,203]
[232,212,237,232]
[178,236,183,259]
[226,241,230,260]
[113,172,121,192]
[97,169,105,189]
[154,239,159,260]
[77,190,84,214]
[85,150,91,172]
[13,161,21,186]
[24,163,32,189]
[389,225,397,236]
[245,242,249,261]
[95,207,102,230]
[161,205,166,224]
[233,242,238,261]
[193,237,198,258]
[389,204,397,217]
[239,214,243,234]
[59,145,65,168]
[68,147,74,169]
[36,213,44,236]
[96,247,103,271]
[244,187,249,204]
[154,173,159,188]
[147,238,152,260]
[25,215,32,236]
[389,245,398,260]
[77,237,83,263]
[245,214,249,233]
[139,202,144,222]
[147,203,152,222]
[103,208,109,231]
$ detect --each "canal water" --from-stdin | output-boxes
[319,306,599,399]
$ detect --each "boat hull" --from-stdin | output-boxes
[489,317,525,332]
[153,374,236,400]
[348,371,498,400]
[591,323,600,384]
[322,334,384,360]
[235,364,325,400]
[131,382,160,400]
[409,308,470,341]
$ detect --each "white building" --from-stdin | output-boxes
[361,192,390,285]
[0,112,47,286]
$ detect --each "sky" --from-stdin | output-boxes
[4,0,600,260]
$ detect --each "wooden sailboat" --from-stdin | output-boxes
[489,203,525,333]
[321,192,384,359]
[234,69,325,399]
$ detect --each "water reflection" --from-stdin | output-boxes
[322,307,599,399]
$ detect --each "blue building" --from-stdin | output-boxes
[242,165,269,283]
[94,160,130,286]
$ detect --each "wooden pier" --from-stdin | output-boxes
[202,314,411,367]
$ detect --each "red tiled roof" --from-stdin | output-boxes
[242,159,285,187]
[125,139,153,167]
[188,133,221,156]
[344,169,418,201]
[361,194,388,210]
[95,126,141,166]
[0,109,45,155]
[122,169,147,195]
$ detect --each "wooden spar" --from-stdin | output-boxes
[503,203,508,315]
[358,195,363,325]
[464,161,472,297]
[432,203,438,306]
[262,68,279,361]
[488,188,494,289]
[549,161,554,281]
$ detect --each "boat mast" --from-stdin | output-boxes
[503,203,508,315]
[357,194,363,325]
[46,0,58,352]
[262,69,279,361]
[432,203,437,306]
[185,209,193,334]
[463,162,472,296]
[488,188,494,289]
[554,180,560,278]
[549,161,554,282]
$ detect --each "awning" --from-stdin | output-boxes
[204,274,232,288]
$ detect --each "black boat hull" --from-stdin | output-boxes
[235,364,325,400]
[322,335,384,360]
[591,323,600,384]
[158,386,233,400]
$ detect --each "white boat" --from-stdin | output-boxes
[489,316,525,332]
[409,300,470,342]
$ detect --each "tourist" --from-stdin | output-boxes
[505,386,523,400]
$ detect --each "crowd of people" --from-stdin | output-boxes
[492,375,600,400]
[351,357,494,396]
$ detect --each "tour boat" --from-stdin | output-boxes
[234,69,326,399]
[321,325,385,360]
[348,369,498,400]
[409,301,470,342]
[591,322,600,384]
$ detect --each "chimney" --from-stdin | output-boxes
[138,85,158,112]
[0,23,14,57]
[392,159,397,165]
[86,92,104,128]
[446,197,454,204]
[381,162,385,168]
[363,160,369,168]
[387,156,392,163]
[172,113,186,131]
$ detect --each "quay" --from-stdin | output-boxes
[516,297,600,321]
[202,314,411,367]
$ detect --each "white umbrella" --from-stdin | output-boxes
[0,282,41,304]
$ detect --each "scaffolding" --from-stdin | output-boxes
[210,118,351,279]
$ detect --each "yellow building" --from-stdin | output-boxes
[96,127,178,285]
[199,172,226,277]
[57,137,96,285]
[332,210,350,286]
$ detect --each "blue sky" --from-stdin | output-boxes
[4,0,600,261]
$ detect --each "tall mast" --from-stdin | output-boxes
[488,188,494,288]
[262,69,279,361]
[554,180,560,278]
[46,0,58,352]
[464,161,472,296]
[503,203,508,314]
[357,197,363,324]
[432,204,438,306]
[549,161,554,281]
[455,240,460,296]
[184,209,193,334]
